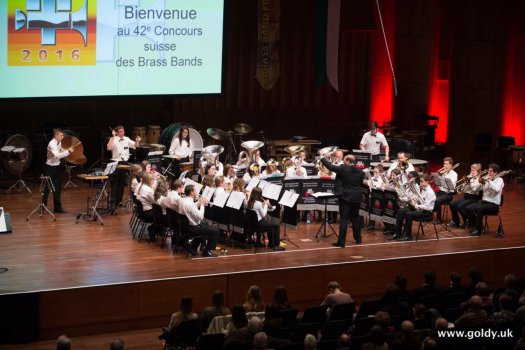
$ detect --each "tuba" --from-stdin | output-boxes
[201,145,224,174]
[315,146,338,174]
[238,140,264,167]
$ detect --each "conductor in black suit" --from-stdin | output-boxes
[321,154,364,246]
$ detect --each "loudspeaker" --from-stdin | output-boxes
[0,208,12,234]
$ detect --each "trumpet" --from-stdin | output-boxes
[437,163,460,176]
[479,169,512,184]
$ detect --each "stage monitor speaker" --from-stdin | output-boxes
[0,208,13,233]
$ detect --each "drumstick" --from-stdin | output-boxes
[72,141,82,148]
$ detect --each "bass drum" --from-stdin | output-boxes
[159,123,203,150]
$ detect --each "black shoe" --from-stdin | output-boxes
[392,234,401,240]
[433,219,442,224]
[449,221,460,228]
[355,240,362,244]
[54,208,67,213]
[254,241,265,248]
[272,246,285,251]
[202,250,218,257]
[471,229,481,236]
[400,236,413,241]
[332,242,345,248]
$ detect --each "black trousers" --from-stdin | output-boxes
[42,164,62,210]
[434,191,453,219]
[396,207,412,234]
[110,162,130,208]
[339,200,361,244]
[256,219,281,247]
[449,194,479,224]
[403,210,432,237]
[465,201,500,230]
[187,223,219,252]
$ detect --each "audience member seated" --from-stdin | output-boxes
[166,296,198,333]
[362,325,388,350]
[390,320,421,350]
[337,333,351,350]
[454,295,488,328]
[56,335,71,350]
[493,274,520,312]
[226,304,248,336]
[381,284,411,317]
[465,266,485,297]
[263,304,283,337]
[412,272,442,305]
[224,316,263,350]
[442,271,466,295]
[413,303,431,330]
[488,293,515,325]
[321,281,354,317]
[393,274,411,300]
[515,324,525,350]
[271,285,291,310]
[253,331,268,350]
[374,311,395,334]
[201,290,231,330]
[109,338,125,350]
[244,285,266,312]
[304,333,317,350]
[420,337,437,350]
[461,282,493,311]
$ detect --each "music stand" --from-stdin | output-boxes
[26,176,56,222]
[313,193,338,241]
[281,206,299,247]
[431,173,454,233]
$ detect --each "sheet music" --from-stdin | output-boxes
[431,173,444,187]
[104,161,118,175]
[245,178,260,192]
[257,180,269,190]
[183,178,203,195]
[263,183,282,201]
[212,191,229,208]
[225,191,246,210]
[179,170,188,180]
[279,190,300,208]
[444,177,455,191]
[201,187,216,202]
[311,192,334,198]
[0,207,6,232]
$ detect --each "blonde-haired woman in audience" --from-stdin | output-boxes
[244,285,266,312]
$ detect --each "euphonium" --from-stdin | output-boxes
[406,178,424,205]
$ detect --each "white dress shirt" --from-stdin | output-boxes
[262,169,281,176]
[481,177,504,205]
[180,196,204,226]
[286,166,307,179]
[251,200,268,221]
[387,161,415,184]
[136,184,154,211]
[164,190,182,212]
[213,186,226,200]
[169,138,193,158]
[360,131,388,154]
[415,185,436,212]
[108,136,136,162]
[46,139,70,166]
[465,178,482,195]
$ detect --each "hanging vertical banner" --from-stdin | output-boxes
[256,0,280,91]
[326,0,340,91]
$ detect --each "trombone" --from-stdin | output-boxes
[437,163,460,176]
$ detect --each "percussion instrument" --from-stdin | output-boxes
[132,126,147,142]
[61,135,87,165]
[162,154,180,160]
[147,125,161,144]
[135,145,151,162]
[1,146,15,162]
[150,143,166,153]
[207,127,229,140]
[233,122,253,134]
[180,162,193,172]
[13,148,28,162]
[159,123,204,150]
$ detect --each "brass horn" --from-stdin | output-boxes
[284,145,305,156]
[238,140,264,166]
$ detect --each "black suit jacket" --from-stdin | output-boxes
[321,158,364,203]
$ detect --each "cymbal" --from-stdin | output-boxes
[206,127,228,140]
[379,125,397,130]
[233,122,253,134]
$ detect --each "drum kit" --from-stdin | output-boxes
[204,122,263,164]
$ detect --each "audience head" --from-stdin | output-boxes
[304,333,317,350]
[253,331,267,349]
[504,274,518,290]
[450,272,462,287]
[394,273,408,291]
[337,333,351,349]
[245,285,265,312]
[327,281,342,293]
[248,316,263,333]
[400,320,415,333]
[374,311,391,330]
[434,317,448,330]
[109,338,124,350]
[383,284,400,304]
[56,335,71,350]
[211,290,225,308]
[272,285,290,308]
[414,303,426,319]
[468,266,484,284]
[231,304,248,329]
[368,325,385,346]
[179,296,193,314]
[422,337,437,350]
[499,293,513,311]
[467,295,483,311]
[475,281,490,297]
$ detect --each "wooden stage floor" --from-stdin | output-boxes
[1,180,524,295]
[0,179,524,342]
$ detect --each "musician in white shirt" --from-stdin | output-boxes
[395,173,436,241]
[179,185,219,257]
[163,179,184,213]
[285,156,307,178]
[247,188,284,251]
[449,163,483,228]
[254,149,266,167]
[107,125,140,210]
[387,152,414,184]
[433,157,458,224]
[465,164,505,236]
[136,173,156,240]
[169,126,193,160]
[360,121,390,161]
[43,128,74,213]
